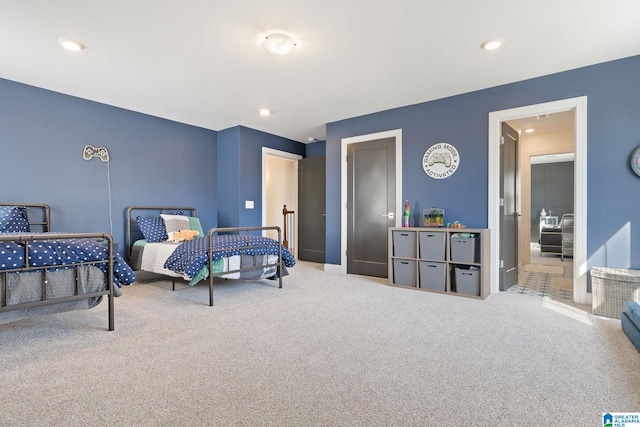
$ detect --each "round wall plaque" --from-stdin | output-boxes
[422,143,460,179]
[631,145,640,177]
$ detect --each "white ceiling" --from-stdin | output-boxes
[2,1,640,143]
[507,109,576,142]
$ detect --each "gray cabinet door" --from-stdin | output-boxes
[298,156,326,263]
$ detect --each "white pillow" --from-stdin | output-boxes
[160,214,191,241]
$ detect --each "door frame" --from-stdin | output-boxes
[262,147,302,242]
[488,96,588,304]
[340,129,402,274]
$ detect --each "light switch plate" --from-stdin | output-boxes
[245,200,254,209]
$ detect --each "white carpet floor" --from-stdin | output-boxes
[1,260,638,426]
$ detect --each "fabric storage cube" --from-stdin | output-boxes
[454,267,480,296]
[450,233,480,263]
[591,267,640,319]
[419,231,446,261]
[392,230,416,258]
[419,261,446,291]
[393,259,417,287]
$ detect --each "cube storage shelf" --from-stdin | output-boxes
[388,227,490,299]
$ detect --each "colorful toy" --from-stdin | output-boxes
[169,229,200,242]
[403,200,410,227]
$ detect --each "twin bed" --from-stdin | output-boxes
[1,203,295,330]
[126,206,295,306]
[0,203,135,330]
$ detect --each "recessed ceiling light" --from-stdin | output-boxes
[259,108,271,116]
[525,128,535,133]
[480,38,503,51]
[59,38,85,51]
[262,33,297,55]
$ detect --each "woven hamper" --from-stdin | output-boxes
[591,267,640,319]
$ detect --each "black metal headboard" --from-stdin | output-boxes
[0,203,51,232]
[125,206,197,260]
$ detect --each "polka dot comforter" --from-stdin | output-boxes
[164,234,295,280]
[0,234,136,288]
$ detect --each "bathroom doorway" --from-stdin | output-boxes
[488,96,588,305]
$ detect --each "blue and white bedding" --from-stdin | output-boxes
[131,211,294,285]
[0,206,30,232]
[0,234,136,288]
[164,234,295,283]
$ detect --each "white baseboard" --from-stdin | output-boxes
[323,263,343,274]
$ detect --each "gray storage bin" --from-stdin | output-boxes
[419,231,446,261]
[393,259,417,287]
[454,267,480,296]
[419,261,446,291]
[450,233,480,263]
[392,230,416,258]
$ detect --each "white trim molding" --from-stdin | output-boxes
[261,147,302,237]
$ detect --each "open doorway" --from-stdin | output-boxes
[262,148,302,258]
[506,110,575,266]
[488,96,588,305]
[506,112,576,303]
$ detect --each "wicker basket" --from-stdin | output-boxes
[591,267,640,319]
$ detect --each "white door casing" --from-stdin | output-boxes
[262,147,302,252]
[338,129,402,274]
[488,96,588,304]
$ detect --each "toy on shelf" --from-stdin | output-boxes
[448,221,466,229]
[403,200,410,227]
[423,207,444,227]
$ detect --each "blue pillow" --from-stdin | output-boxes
[0,206,30,233]
[137,216,167,243]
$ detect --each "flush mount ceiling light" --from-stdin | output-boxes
[480,38,504,51]
[259,108,271,116]
[262,33,296,55]
[59,38,85,51]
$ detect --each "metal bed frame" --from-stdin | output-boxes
[0,203,116,331]
[126,205,197,262]
[126,206,283,306]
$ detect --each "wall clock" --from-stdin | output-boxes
[632,145,640,177]
[422,143,460,179]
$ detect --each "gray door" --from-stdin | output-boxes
[347,138,396,277]
[298,156,326,263]
[500,122,519,290]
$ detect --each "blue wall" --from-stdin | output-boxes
[217,127,241,228]
[0,79,305,253]
[0,79,304,254]
[0,79,218,250]
[4,54,639,271]
[326,55,640,270]
[305,140,326,158]
[216,126,305,228]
